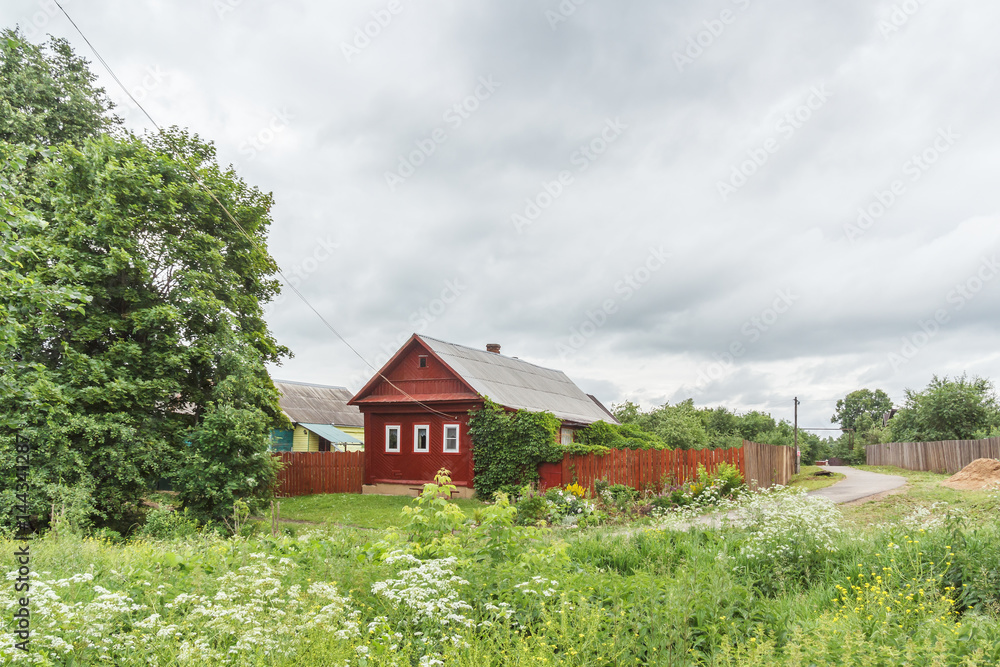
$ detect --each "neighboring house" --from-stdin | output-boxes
[271,380,365,452]
[348,334,617,496]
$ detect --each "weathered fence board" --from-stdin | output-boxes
[546,440,793,494]
[273,451,364,496]
[866,437,1000,474]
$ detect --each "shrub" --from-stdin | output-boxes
[573,421,667,451]
[514,490,550,526]
[135,507,201,540]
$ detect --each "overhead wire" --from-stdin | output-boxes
[51,0,462,421]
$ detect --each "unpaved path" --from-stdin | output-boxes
[806,466,906,504]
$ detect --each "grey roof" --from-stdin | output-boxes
[419,336,618,426]
[273,380,364,427]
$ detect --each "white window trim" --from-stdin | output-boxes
[385,425,400,453]
[443,424,460,453]
[414,424,430,453]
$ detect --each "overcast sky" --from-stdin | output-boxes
[6,0,1000,430]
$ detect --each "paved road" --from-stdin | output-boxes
[807,465,906,503]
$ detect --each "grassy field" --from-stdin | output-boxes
[787,465,845,492]
[276,493,485,529]
[841,464,999,527]
[4,468,1000,665]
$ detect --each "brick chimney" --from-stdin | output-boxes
[486,343,501,354]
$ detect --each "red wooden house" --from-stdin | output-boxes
[349,334,617,497]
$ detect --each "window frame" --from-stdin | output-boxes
[385,425,401,454]
[443,423,460,454]
[413,424,430,453]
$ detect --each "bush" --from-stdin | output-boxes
[135,507,201,540]
[514,490,550,526]
[574,421,667,451]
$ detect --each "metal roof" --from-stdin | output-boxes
[419,335,618,426]
[299,423,363,446]
[273,380,364,427]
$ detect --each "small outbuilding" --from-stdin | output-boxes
[271,380,365,452]
[349,334,616,496]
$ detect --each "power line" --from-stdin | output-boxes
[51,1,462,421]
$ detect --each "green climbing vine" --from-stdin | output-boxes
[467,398,563,501]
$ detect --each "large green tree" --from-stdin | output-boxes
[888,375,1000,443]
[831,388,893,431]
[1,28,118,147]
[0,31,288,529]
[613,400,709,450]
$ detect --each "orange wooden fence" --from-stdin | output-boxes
[545,440,794,494]
[273,452,364,497]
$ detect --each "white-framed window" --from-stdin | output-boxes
[443,424,460,453]
[385,425,400,453]
[414,425,429,453]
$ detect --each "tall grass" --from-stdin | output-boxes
[3,481,1000,665]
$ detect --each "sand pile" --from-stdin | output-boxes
[942,458,1000,490]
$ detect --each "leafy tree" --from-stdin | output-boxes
[171,342,280,522]
[614,401,784,450]
[1,28,119,147]
[735,410,777,442]
[0,33,288,529]
[831,388,893,431]
[611,399,708,450]
[888,375,1000,443]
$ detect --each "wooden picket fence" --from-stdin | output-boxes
[866,437,1000,475]
[543,440,794,494]
[273,452,364,497]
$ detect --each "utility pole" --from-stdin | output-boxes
[794,397,800,474]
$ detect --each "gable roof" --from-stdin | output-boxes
[417,335,618,426]
[273,379,364,427]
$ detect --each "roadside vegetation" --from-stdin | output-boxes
[787,466,845,492]
[5,467,1000,665]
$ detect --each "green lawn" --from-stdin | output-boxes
[276,492,486,529]
[842,464,998,527]
[788,465,845,491]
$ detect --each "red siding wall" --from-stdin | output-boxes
[363,402,480,486]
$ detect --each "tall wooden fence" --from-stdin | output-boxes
[274,452,364,497]
[542,440,794,494]
[866,437,1000,474]
[743,440,796,491]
